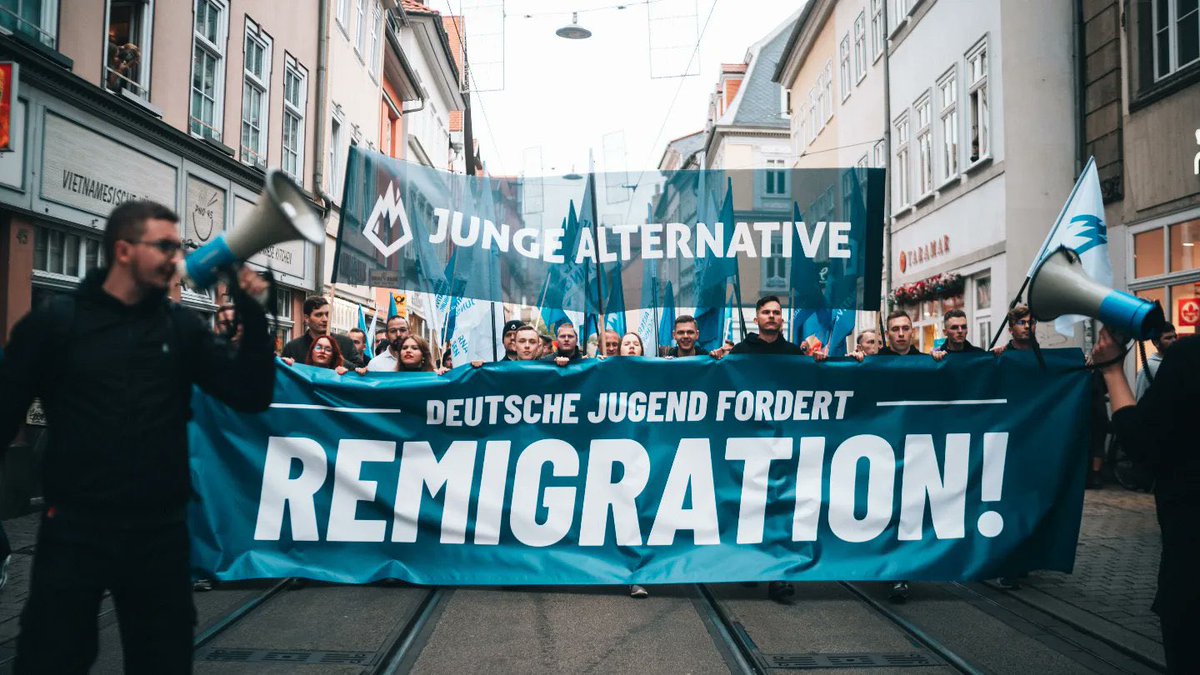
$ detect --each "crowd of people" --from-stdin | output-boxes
[0,199,1192,672]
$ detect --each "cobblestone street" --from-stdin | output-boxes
[1019,488,1164,663]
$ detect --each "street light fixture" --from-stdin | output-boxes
[556,12,592,40]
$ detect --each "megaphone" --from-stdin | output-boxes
[1028,246,1165,341]
[179,170,324,289]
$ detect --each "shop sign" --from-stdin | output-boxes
[899,234,952,274]
[234,196,305,279]
[0,62,18,153]
[41,112,176,217]
[186,175,227,245]
[1178,297,1200,327]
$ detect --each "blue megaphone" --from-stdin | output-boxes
[179,170,324,289]
[1028,246,1165,340]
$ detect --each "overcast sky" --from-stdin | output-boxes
[457,0,802,178]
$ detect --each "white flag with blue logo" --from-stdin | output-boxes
[1026,158,1111,337]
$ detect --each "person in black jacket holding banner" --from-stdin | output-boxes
[542,322,587,365]
[718,296,808,358]
[1092,329,1198,674]
[0,200,276,673]
[932,309,985,357]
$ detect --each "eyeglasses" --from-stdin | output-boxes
[312,344,334,353]
[1014,319,1034,327]
[128,239,183,256]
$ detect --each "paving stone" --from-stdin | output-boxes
[1024,489,1162,643]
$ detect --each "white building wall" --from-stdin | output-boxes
[398,19,457,171]
[887,0,1075,350]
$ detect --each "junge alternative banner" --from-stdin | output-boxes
[330,148,885,319]
[188,351,1089,585]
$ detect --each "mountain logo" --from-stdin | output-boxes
[363,182,413,257]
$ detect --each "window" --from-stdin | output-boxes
[763,235,787,290]
[966,40,990,163]
[282,56,308,181]
[105,1,153,98]
[190,0,228,140]
[1153,0,1200,79]
[33,226,103,279]
[870,0,884,58]
[335,0,348,29]
[872,139,885,167]
[839,35,852,101]
[0,0,58,49]
[893,0,911,27]
[354,0,368,58]
[765,158,786,195]
[854,12,867,81]
[781,87,791,117]
[894,113,910,206]
[240,21,272,168]
[915,94,933,195]
[329,112,344,195]
[937,68,958,181]
[807,87,820,143]
[821,61,833,122]
[369,4,383,78]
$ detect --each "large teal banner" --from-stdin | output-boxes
[189,352,1090,585]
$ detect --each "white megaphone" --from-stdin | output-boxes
[179,170,324,289]
[1028,246,1165,341]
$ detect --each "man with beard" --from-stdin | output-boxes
[719,296,808,356]
[500,319,524,361]
[366,315,411,371]
[666,315,703,357]
[281,296,364,367]
[0,200,274,672]
[542,322,587,365]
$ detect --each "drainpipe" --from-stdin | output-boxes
[882,0,893,317]
[1073,0,1086,174]
[313,0,331,208]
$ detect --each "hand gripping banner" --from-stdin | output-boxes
[188,351,1089,585]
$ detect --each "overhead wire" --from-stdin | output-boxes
[441,0,509,173]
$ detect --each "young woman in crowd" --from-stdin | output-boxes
[619,332,645,357]
[396,335,437,373]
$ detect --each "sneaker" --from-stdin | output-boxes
[995,576,1022,590]
[888,581,910,603]
[629,584,649,598]
[0,555,10,592]
[192,578,214,592]
[767,581,795,602]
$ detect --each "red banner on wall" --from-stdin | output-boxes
[0,62,17,153]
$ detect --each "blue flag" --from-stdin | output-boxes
[657,281,676,351]
[357,306,373,360]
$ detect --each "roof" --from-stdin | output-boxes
[401,0,439,15]
[772,1,819,84]
[716,8,805,129]
[721,63,748,74]
[660,130,706,169]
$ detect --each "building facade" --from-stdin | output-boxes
[1085,0,1200,347]
[0,0,324,349]
[885,0,1077,352]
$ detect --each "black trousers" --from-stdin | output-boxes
[15,512,195,674]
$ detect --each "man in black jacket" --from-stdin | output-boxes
[1093,330,1198,673]
[542,322,586,365]
[281,296,364,366]
[933,309,984,357]
[722,296,808,357]
[0,200,276,673]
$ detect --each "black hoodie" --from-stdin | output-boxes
[0,268,275,521]
[729,332,808,355]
